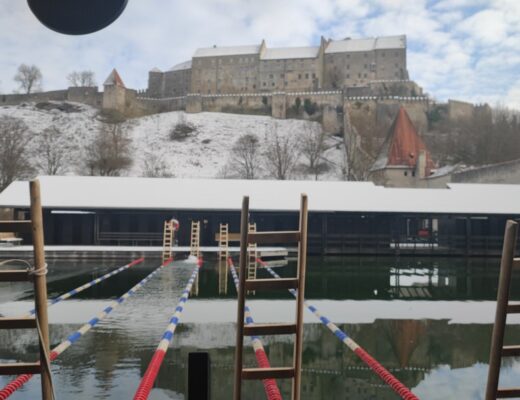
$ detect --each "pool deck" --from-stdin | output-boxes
[0,245,288,260]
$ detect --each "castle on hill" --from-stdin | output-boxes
[147,35,408,98]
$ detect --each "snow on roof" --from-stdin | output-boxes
[325,35,405,54]
[1,176,520,216]
[261,46,320,60]
[193,45,261,58]
[169,60,192,71]
[150,67,162,73]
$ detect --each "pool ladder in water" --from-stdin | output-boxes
[0,180,53,400]
[486,219,520,399]
[234,194,308,400]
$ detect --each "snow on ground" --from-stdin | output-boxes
[0,102,347,180]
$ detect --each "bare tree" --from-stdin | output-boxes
[67,71,96,87]
[0,116,34,190]
[299,124,327,180]
[142,152,173,177]
[34,126,70,175]
[85,123,133,176]
[230,133,261,179]
[263,123,298,180]
[14,64,42,94]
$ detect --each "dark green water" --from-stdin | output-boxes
[1,256,519,399]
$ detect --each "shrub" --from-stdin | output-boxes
[303,98,318,116]
[169,113,196,141]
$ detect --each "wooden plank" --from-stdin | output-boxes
[0,270,30,282]
[0,362,41,375]
[248,231,300,244]
[507,303,520,314]
[497,388,520,398]
[215,233,241,242]
[0,220,32,233]
[245,278,299,291]
[0,317,36,329]
[502,345,520,357]
[243,323,297,336]
[242,367,295,380]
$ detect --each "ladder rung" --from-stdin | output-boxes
[0,221,32,233]
[0,362,41,375]
[245,278,299,291]
[0,270,31,282]
[0,317,37,329]
[248,231,300,244]
[497,388,520,398]
[507,303,520,313]
[502,345,520,357]
[242,367,295,380]
[244,323,297,336]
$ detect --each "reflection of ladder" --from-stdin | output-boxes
[247,223,257,295]
[218,224,229,295]
[190,221,201,296]
[486,220,520,399]
[190,221,201,258]
[162,220,175,263]
[0,180,53,400]
[234,194,308,400]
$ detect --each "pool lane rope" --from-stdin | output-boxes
[25,257,145,316]
[0,257,174,400]
[257,258,419,400]
[133,256,203,400]
[228,258,282,400]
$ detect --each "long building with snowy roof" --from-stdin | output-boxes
[147,35,408,98]
[0,176,518,256]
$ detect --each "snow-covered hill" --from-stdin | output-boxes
[0,102,347,180]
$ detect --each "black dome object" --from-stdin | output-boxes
[27,0,129,35]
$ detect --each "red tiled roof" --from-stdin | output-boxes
[104,69,126,88]
[386,107,434,174]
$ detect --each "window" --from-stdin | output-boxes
[358,73,361,78]
[281,73,284,78]
[363,73,367,78]
[346,73,350,78]
[395,52,398,57]
[271,82,275,86]
[263,82,266,86]
[298,74,302,79]
[364,53,367,58]
[364,64,367,69]
[305,73,309,79]
[269,74,273,79]
[346,54,350,59]
[253,84,256,89]
[404,171,408,176]
[412,171,416,177]
[346,64,350,69]
[312,73,316,78]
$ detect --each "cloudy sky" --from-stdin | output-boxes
[1,0,520,108]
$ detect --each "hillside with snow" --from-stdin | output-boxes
[0,101,348,181]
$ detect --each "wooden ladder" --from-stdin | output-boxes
[190,221,201,296]
[247,223,257,295]
[0,180,53,400]
[233,194,308,400]
[190,221,201,258]
[218,224,229,295]
[486,220,520,399]
[162,220,175,263]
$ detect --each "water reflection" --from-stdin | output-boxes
[0,256,518,399]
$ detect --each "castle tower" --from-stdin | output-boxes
[368,107,435,187]
[102,68,127,112]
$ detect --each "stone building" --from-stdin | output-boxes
[147,35,408,97]
[368,107,447,188]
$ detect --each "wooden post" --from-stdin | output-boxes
[292,194,308,400]
[485,220,518,400]
[233,196,249,400]
[30,180,52,400]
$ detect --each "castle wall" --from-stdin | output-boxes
[259,58,320,92]
[164,68,191,97]
[448,100,474,121]
[1,90,68,106]
[451,159,520,184]
[67,87,103,107]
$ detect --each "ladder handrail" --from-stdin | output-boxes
[486,220,519,400]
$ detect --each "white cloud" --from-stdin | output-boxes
[0,0,519,109]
